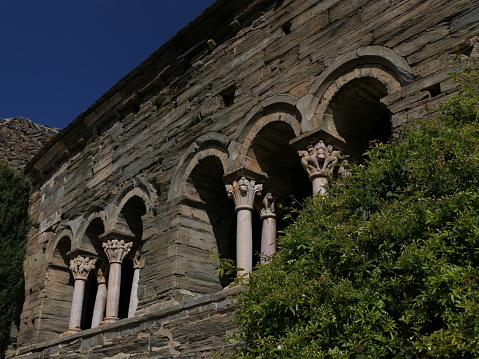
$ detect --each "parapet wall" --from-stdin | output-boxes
[10,286,241,359]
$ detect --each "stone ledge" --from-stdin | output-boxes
[14,285,245,356]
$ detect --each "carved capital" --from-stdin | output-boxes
[95,265,108,284]
[338,159,352,179]
[298,140,340,180]
[226,176,262,212]
[103,239,133,264]
[69,255,97,281]
[131,249,142,269]
[260,192,276,220]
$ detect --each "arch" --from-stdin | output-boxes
[76,212,107,251]
[231,104,302,171]
[233,98,301,144]
[309,46,414,97]
[109,177,157,229]
[312,64,402,131]
[45,227,74,264]
[298,46,413,134]
[168,132,230,201]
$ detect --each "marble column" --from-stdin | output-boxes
[298,140,340,195]
[259,192,276,264]
[128,249,142,318]
[66,255,96,333]
[101,239,132,324]
[226,176,262,277]
[91,265,108,328]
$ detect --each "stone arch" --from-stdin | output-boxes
[302,47,413,157]
[310,46,414,97]
[231,103,302,171]
[108,177,157,231]
[168,132,230,201]
[76,212,106,254]
[45,227,74,264]
[299,46,413,134]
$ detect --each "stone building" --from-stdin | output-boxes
[10,0,479,357]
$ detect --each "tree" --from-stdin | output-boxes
[230,61,479,358]
[0,162,31,358]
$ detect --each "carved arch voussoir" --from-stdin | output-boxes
[168,133,230,201]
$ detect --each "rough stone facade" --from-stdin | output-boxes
[0,117,58,172]
[10,0,479,357]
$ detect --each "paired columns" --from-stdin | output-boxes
[226,177,262,277]
[226,177,278,276]
[65,236,141,334]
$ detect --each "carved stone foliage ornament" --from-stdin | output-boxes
[226,176,262,211]
[298,140,340,179]
[260,192,276,220]
[69,255,97,280]
[103,239,133,263]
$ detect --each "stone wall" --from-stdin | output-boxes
[0,117,58,171]
[11,0,479,357]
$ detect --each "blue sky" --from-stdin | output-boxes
[0,0,216,129]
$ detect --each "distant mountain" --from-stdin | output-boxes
[0,117,59,172]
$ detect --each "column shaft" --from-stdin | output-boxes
[68,279,86,332]
[236,209,253,277]
[128,267,140,317]
[312,175,328,195]
[260,217,276,263]
[91,282,107,328]
[104,262,122,322]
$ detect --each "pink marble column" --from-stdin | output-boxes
[65,255,96,334]
[101,239,132,324]
[128,250,142,318]
[298,140,340,195]
[91,266,108,328]
[226,177,262,277]
[259,192,276,264]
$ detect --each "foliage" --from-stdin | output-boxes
[229,61,479,358]
[0,162,31,358]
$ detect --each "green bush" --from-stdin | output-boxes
[230,62,479,358]
[0,162,31,358]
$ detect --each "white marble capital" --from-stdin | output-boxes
[226,176,262,212]
[298,140,340,195]
[103,239,133,263]
[66,256,96,333]
[69,255,97,281]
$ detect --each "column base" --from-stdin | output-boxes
[99,316,119,325]
[60,329,81,337]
